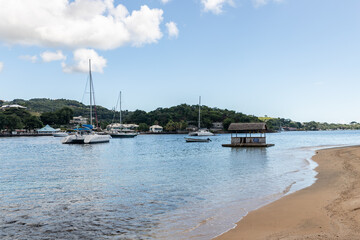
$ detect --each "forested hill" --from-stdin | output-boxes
[9,98,85,113]
[2,98,360,131]
[2,98,260,129]
[129,104,260,129]
[6,98,115,121]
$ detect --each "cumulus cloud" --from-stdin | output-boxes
[62,48,107,73]
[201,0,234,14]
[166,22,179,39]
[0,0,164,49]
[19,55,38,63]
[41,50,66,62]
[0,62,3,72]
[253,0,284,8]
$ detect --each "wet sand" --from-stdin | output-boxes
[215,146,360,239]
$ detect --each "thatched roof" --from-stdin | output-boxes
[228,123,267,133]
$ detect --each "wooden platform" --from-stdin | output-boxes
[222,143,275,148]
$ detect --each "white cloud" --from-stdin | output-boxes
[0,0,164,50]
[253,0,284,8]
[19,55,38,63]
[161,0,170,4]
[62,48,107,73]
[166,22,179,39]
[41,50,66,62]
[201,0,234,14]
[0,62,3,72]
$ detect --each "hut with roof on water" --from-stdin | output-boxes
[222,123,274,147]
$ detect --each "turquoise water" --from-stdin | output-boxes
[1,131,360,239]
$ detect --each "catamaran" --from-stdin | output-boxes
[109,91,137,138]
[62,60,111,144]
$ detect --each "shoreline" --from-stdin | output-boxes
[215,145,360,239]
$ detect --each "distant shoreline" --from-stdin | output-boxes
[215,145,360,239]
[0,133,53,137]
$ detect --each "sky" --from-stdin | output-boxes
[0,0,360,123]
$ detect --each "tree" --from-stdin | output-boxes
[56,107,73,124]
[223,118,233,130]
[100,121,110,130]
[40,112,58,125]
[304,121,318,131]
[165,120,176,132]
[23,116,43,130]
[177,120,187,130]
[266,118,281,131]
[3,108,31,119]
[138,123,149,132]
[4,114,24,131]
[127,110,148,124]
[0,113,6,130]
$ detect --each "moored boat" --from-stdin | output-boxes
[185,137,211,142]
[188,96,214,137]
[53,132,68,137]
[62,60,110,144]
[62,125,111,144]
[188,128,214,136]
[108,91,138,139]
[110,131,137,138]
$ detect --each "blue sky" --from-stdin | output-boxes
[0,0,360,123]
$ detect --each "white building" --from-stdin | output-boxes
[149,125,163,133]
[70,116,88,125]
[1,104,27,110]
[107,123,139,132]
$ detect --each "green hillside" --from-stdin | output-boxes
[3,98,359,132]
[2,98,261,130]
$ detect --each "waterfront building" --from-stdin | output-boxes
[210,122,223,132]
[149,125,163,133]
[70,116,88,125]
[222,123,274,147]
[37,124,59,134]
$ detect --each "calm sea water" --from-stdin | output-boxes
[1,130,360,239]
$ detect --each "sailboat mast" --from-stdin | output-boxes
[88,59,99,129]
[119,91,122,129]
[198,96,201,129]
[89,59,93,126]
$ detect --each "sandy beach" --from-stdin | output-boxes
[215,146,360,240]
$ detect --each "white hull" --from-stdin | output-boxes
[84,134,111,144]
[110,131,137,138]
[62,134,85,144]
[62,133,110,144]
[53,132,68,137]
[189,129,214,136]
[185,137,211,142]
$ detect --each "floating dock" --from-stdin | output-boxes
[222,143,275,148]
[222,123,275,148]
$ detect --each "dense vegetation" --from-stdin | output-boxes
[124,104,260,131]
[0,108,43,131]
[2,99,261,131]
[2,98,360,132]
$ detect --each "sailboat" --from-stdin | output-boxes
[109,91,137,138]
[62,59,111,144]
[188,96,214,137]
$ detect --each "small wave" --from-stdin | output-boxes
[260,181,297,202]
[183,216,215,233]
[283,181,296,195]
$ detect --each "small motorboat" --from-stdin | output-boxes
[53,132,69,137]
[110,131,138,138]
[185,137,211,143]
